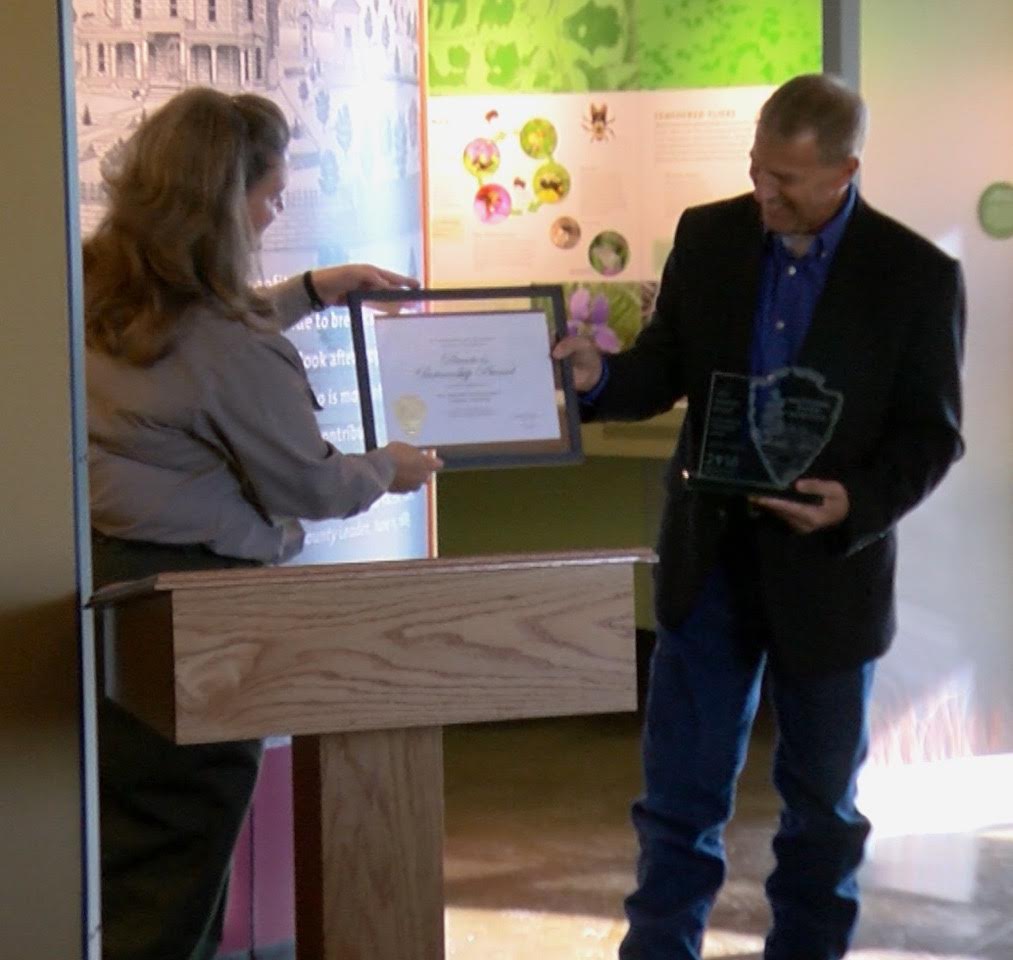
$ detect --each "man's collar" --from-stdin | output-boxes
[769,183,857,260]
[813,181,857,258]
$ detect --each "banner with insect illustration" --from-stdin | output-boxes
[426,86,773,280]
[425,0,822,351]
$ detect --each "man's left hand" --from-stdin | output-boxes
[750,478,850,534]
[309,264,420,307]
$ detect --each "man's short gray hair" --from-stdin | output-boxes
[758,73,868,164]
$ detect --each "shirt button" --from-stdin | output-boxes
[775,320,785,331]
[787,265,797,276]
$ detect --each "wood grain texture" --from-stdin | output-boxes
[293,728,445,960]
[95,551,647,960]
[101,593,176,741]
[90,548,653,602]
[169,560,638,743]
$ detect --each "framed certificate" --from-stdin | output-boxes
[346,285,582,470]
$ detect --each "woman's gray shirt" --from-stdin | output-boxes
[87,277,395,563]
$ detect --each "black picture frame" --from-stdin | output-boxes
[346,285,583,471]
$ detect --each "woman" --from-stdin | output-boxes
[86,88,441,960]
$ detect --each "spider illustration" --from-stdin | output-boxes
[582,102,616,142]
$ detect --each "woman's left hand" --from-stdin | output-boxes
[308,264,419,307]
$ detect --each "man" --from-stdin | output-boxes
[553,74,965,960]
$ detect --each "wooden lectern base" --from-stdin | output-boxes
[293,729,445,960]
[92,549,651,960]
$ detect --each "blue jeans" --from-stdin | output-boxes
[620,567,875,960]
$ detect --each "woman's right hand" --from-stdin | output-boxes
[382,442,444,493]
[552,335,604,393]
[308,264,419,307]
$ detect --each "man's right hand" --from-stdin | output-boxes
[552,335,604,393]
[382,442,443,493]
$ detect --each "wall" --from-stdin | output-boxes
[861,0,1013,769]
[857,0,1013,898]
[0,2,90,959]
[437,458,666,627]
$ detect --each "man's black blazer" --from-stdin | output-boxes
[587,193,965,673]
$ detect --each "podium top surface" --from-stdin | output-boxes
[96,547,652,742]
[91,547,655,606]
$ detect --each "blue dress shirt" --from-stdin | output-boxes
[581,185,857,403]
[750,184,857,377]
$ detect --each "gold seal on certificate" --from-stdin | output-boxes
[394,394,427,437]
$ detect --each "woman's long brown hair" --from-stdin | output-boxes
[84,87,289,365]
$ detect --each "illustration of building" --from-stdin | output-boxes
[74,0,280,91]
[278,0,360,86]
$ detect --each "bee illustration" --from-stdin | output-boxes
[582,102,616,142]
[537,174,565,198]
[532,162,570,203]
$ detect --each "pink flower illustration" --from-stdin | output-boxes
[463,138,500,176]
[473,183,512,224]
[568,288,620,353]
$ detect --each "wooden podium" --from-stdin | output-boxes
[93,549,649,960]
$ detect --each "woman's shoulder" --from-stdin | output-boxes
[178,303,276,353]
[177,303,306,380]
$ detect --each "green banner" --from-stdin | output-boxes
[428,0,821,95]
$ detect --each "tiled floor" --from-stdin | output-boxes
[442,714,1013,960]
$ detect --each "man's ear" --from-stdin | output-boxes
[839,155,860,186]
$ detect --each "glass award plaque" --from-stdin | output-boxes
[684,367,843,505]
[346,285,582,470]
